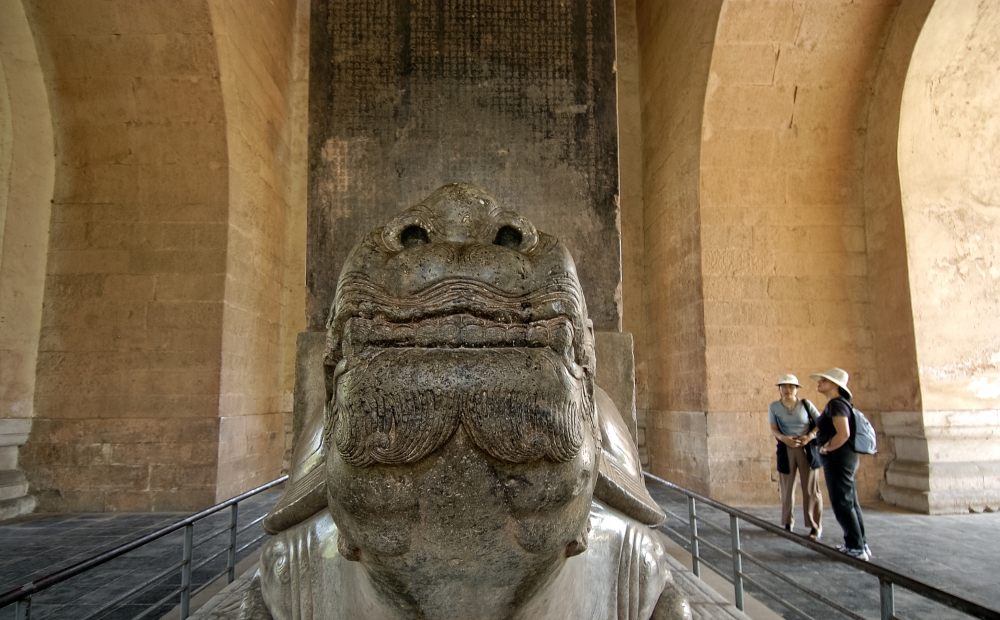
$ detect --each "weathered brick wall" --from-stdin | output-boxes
[21,0,228,511]
[208,0,309,500]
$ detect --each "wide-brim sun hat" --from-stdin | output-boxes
[809,367,852,398]
[775,374,800,387]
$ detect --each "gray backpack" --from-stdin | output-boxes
[850,406,877,455]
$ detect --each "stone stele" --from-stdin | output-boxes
[241,184,691,620]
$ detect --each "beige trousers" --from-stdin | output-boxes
[779,445,823,530]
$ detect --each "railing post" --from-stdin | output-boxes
[181,523,194,619]
[15,598,30,620]
[687,496,700,578]
[880,578,896,620]
[730,515,744,611]
[228,503,239,583]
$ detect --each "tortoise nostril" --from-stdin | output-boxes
[400,225,430,248]
[494,225,523,250]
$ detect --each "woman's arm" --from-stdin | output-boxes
[771,423,798,446]
[819,415,850,454]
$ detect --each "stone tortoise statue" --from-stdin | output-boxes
[241,183,691,620]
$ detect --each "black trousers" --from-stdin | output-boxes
[821,446,866,550]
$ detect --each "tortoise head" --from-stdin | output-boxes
[324,182,597,469]
[321,185,601,615]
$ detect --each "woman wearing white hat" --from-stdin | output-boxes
[811,368,870,561]
[768,374,823,540]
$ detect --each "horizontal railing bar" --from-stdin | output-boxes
[692,556,733,584]
[187,506,266,550]
[192,568,232,598]
[236,514,266,535]
[180,533,270,600]
[691,535,733,560]
[77,560,185,620]
[191,511,265,549]
[739,554,867,620]
[645,473,1000,620]
[0,475,287,608]
[127,585,184,620]
[661,508,686,524]
[657,523,690,542]
[235,533,268,556]
[192,548,229,573]
[189,527,265,599]
[739,572,823,620]
[192,524,233,549]
[689,515,730,536]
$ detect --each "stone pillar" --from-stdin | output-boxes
[635,0,719,495]
[0,0,54,519]
[207,0,310,502]
[887,0,1000,514]
[616,0,650,465]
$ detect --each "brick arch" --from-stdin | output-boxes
[860,1,933,512]
[635,0,915,505]
[888,0,1000,514]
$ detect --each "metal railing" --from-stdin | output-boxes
[0,476,287,620]
[644,472,1000,620]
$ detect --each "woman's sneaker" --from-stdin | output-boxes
[842,547,869,561]
[807,528,822,541]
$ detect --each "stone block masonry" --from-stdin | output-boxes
[19,0,230,512]
[307,0,621,332]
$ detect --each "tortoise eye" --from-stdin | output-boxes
[494,225,523,250]
[400,225,430,248]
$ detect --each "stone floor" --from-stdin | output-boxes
[647,481,1000,620]
[2,484,999,620]
[0,488,281,620]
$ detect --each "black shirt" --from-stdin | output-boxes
[815,397,852,446]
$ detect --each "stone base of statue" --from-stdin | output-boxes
[186,541,752,620]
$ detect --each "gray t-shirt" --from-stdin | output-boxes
[768,399,818,437]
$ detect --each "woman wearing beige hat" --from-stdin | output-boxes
[811,368,870,561]
[768,374,823,540]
